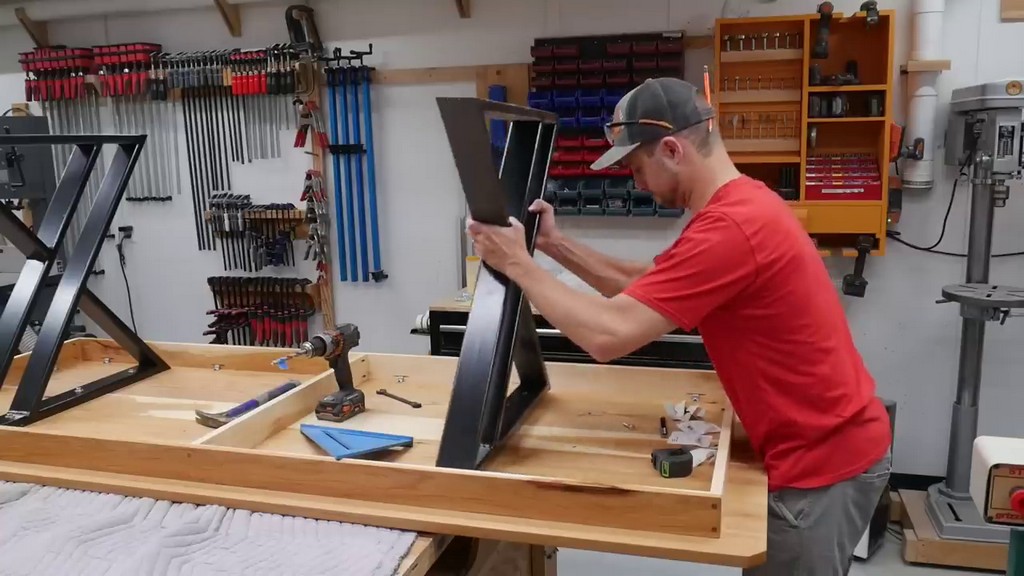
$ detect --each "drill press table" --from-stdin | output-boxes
[0,338,767,574]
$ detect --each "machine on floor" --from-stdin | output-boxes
[925,79,1024,545]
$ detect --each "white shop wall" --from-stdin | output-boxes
[0,0,1022,479]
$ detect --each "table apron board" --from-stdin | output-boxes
[0,338,767,567]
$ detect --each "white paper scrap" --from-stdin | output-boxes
[664,401,688,420]
[691,447,716,468]
[667,431,715,448]
[677,420,721,435]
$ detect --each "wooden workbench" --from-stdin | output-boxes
[427,292,713,371]
[0,338,767,573]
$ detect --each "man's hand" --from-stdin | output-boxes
[528,199,562,253]
[466,216,532,277]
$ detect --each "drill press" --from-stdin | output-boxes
[273,323,365,422]
[926,80,1024,544]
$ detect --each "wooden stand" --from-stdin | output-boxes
[898,490,1008,572]
[0,338,767,569]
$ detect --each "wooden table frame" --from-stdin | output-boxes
[0,338,767,570]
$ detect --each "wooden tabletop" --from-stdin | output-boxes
[0,339,767,568]
[429,291,525,313]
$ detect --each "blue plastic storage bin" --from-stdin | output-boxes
[603,88,628,109]
[528,90,553,110]
[553,89,578,110]
[577,89,603,108]
[578,109,604,128]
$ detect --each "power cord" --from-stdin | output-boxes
[886,140,1024,258]
[116,226,138,333]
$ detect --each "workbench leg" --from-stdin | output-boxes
[530,544,557,576]
[427,538,556,575]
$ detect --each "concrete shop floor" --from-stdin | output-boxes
[558,535,981,576]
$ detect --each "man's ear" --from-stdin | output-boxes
[659,136,684,163]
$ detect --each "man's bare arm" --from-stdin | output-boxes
[506,258,675,363]
[541,234,653,297]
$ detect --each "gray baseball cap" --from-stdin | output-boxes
[590,77,716,171]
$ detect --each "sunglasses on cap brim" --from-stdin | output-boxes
[602,119,681,146]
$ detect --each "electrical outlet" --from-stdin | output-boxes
[117,225,134,239]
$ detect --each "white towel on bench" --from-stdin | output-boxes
[0,481,417,576]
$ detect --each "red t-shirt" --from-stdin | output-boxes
[624,175,891,492]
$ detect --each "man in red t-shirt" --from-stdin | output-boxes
[466,78,892,575]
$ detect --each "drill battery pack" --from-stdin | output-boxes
[314,389,366,422]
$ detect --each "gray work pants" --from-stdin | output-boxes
[743,450,892,576]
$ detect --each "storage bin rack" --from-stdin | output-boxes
[714,10,895,255]
[530,32,686,217]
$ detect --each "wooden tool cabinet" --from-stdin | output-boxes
[714,10,895,255]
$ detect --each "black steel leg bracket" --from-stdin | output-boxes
[434,97,557,470]
[0,134,170,427]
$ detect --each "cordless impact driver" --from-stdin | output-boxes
[273,323,365,423]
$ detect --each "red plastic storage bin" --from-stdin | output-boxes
[632,40,658,54]
[603,58,628,71]
[552,44,581,57]
[554,59,578,72]
[633,57,658,70]
[658,56,680,69]
[556,135,584,147]
[605,71,631,85]
[550,163,586,178]
[554,74,579,87]
[634,70,661,83]
[606,41,632,55]
[531,45,553,58]
[553,149,585,162]
[587,164,631,177]
[658,39,683,53]
[533,59,554,72]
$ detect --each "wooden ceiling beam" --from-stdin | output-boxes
[213,0,242,37]
[14,7,48,48]
[455,0,470,18]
